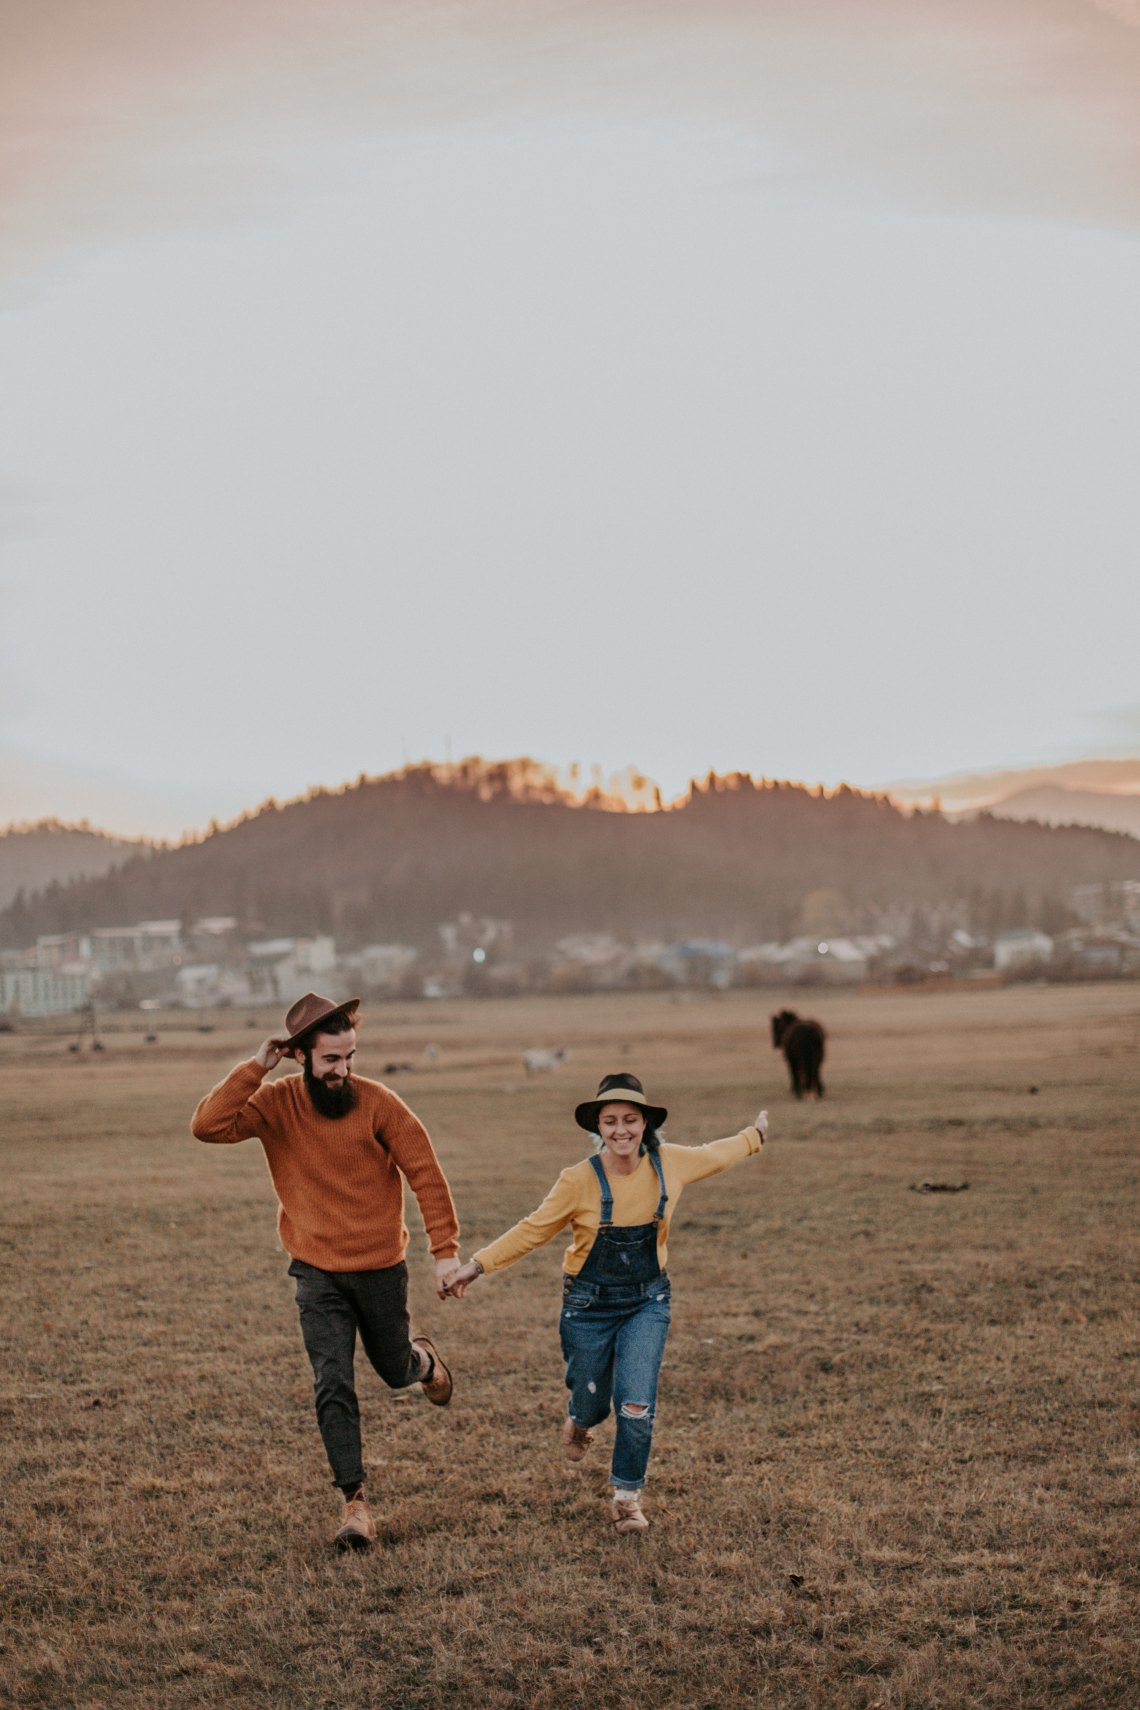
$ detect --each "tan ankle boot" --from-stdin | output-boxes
[563,1417,595,1462]
[612,1491,649,1533]
[335,1492,377,1551]
[411,1335,453,1406]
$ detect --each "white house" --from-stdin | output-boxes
[1,965,94,1017]
[810,937,872,984]
[247,936,337,1000]
[994,928,1053,972]
[89,921,183,974]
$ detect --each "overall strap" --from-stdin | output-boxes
[588,1154,614,1226]
[648,1147,668,1222]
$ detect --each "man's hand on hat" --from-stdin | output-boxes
[256,1036,290,1070]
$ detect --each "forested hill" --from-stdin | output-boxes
[0,820,146,913]
[2,765,1138,949]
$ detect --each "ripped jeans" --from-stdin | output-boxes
[559,1275,672,1490]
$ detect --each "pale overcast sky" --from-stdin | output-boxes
[2,1,1138,837]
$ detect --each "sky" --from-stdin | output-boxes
[2,0,1139,839]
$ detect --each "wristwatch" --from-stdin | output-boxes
[472,1259,485,1275]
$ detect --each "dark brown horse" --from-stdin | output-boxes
[771,1010,826,1099]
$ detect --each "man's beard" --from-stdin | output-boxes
[304,1067,358,1119]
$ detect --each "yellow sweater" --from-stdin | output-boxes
[473,1128,762,1278]
[191,1059,460,1271]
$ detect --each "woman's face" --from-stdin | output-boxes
[597,1101,646,1165]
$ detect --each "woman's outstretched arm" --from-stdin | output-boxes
[665,1109,769,1186]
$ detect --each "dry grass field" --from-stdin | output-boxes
[2,983,1138,1709]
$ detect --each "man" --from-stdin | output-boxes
[191,991,461,1551]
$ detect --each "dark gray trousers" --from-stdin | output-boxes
[288,1257,420,1488]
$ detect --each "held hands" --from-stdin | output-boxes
[255,1036,291,1070]
[435,1256,481,1300]
[754,1109,769,1143]
[440,1259,481,1300]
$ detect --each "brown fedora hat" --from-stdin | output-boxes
[575,1072,668,1134]
[279,991,361,1052]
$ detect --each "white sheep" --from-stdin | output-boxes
[523,1046,569,1076]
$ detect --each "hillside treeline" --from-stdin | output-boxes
[3,763,1138,950]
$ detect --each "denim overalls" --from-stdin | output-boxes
[558,1149,673,1491]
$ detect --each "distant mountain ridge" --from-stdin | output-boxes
[3,763,1139,951]
[0,820,147,913]
[977,786,1140,841]
[894,757,1140,834]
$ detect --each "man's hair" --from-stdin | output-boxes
[295,1007,358,1058]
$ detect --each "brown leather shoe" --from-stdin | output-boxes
[612,1492,649,1533]
[563,1416,595,1462]
[334,1493,377,1551]
[411,1335,453,1406]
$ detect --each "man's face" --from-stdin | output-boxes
[299,1028,357,1117]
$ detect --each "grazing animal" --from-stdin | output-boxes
[771,1010,826,1099]
[524,1046,569,1077]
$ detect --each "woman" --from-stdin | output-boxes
[445,1072,767,1533]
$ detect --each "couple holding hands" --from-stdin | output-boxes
[193,992,767,1548]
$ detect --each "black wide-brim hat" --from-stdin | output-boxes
[278,991,361,1051]
[574,1072,668,1134]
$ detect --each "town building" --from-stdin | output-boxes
[994,928,1054,972]
[246,935,336,1001]
[89,921,183,974]
[1,965,95,1017]
[1071,881,1140,930]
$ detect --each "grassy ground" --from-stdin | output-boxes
[2,983,1138,1709]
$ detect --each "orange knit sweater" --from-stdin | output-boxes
[191,1058,460,1271]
